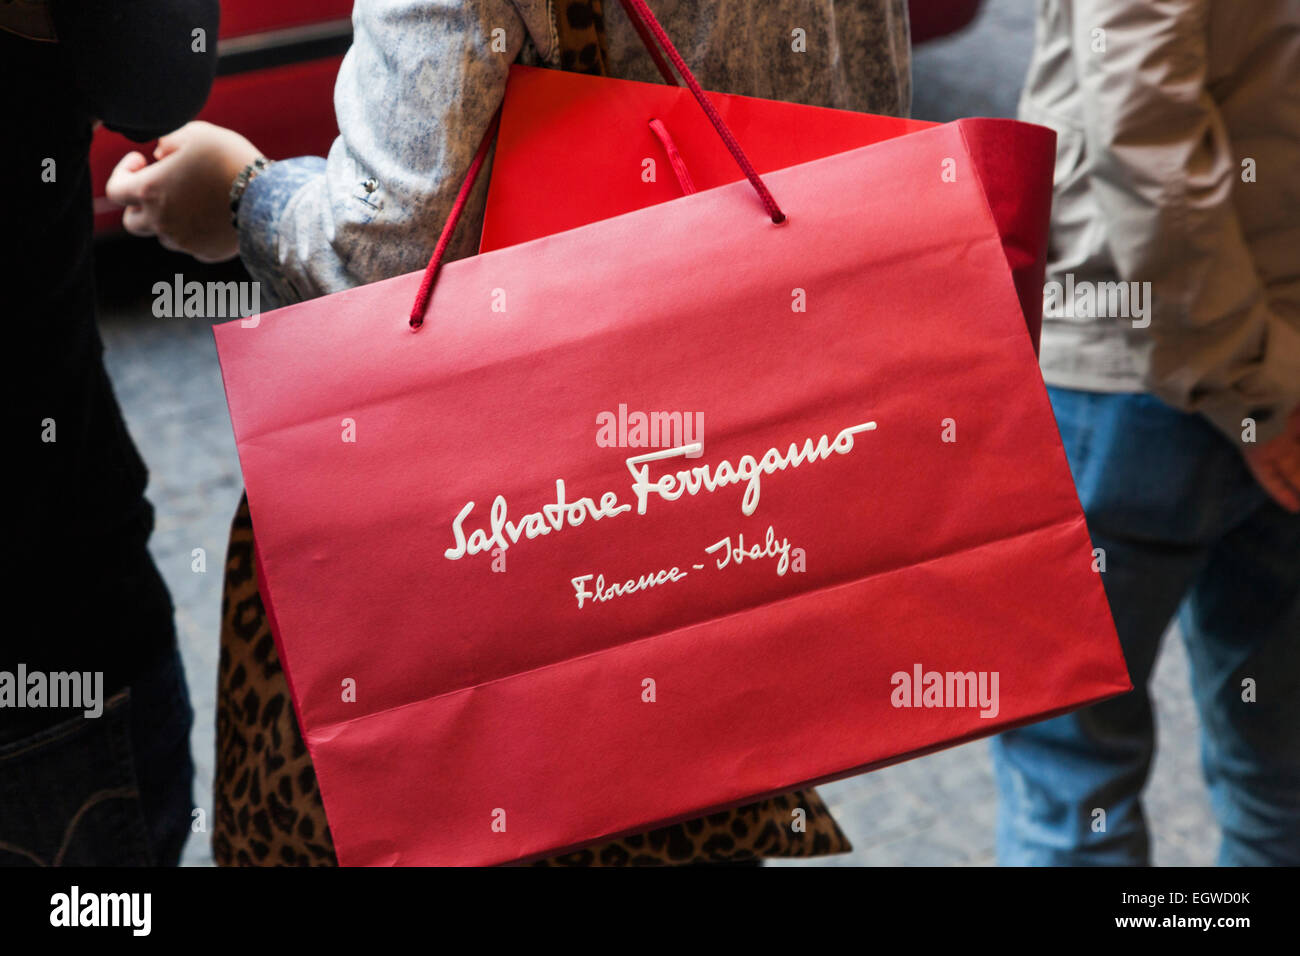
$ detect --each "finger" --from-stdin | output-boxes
[104,151,150,205]
[120,203,158,238]
[1261,462,1300,513]
[111,150,148,178]
[1275,460,1300,512]
[1278,443,1300,473]
[1273,486,1300,514]
[156,232,183,253]
[155,122,197,159]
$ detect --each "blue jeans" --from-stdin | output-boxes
[0,648,194,866]
[991,388,1300,866]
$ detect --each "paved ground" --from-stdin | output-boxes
[96,0,1216,867]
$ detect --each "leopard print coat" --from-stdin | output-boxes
[216,497,334,866]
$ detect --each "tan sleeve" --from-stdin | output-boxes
[1071,0,1300,442]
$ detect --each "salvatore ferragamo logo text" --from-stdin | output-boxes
[443,419,877,562]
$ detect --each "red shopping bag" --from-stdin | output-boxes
[481,64,1052,352]
[214,4,1129,866]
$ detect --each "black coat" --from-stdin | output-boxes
[1,0,219,717]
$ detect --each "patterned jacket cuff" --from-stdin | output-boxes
[236,155,328,310]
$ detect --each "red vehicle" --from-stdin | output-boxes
[91,0,981,234]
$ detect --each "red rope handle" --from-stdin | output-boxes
[648,118,697,195]
[409,1,786,330]
[621,0,678,85]
[618,0,785,224]
[409,107,501,329]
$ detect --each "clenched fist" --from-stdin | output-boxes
[1244,405,1300,512]
[106,121,262,263]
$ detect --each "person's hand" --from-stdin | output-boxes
[1243,405,1300,512]
[105,121,262,263]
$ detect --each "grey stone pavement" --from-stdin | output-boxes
[95,0,1215,867]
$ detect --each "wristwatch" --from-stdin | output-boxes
[229,157,273,228]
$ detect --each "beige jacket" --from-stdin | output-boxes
[1023,0,1300,441]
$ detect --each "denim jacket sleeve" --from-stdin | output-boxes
[236,0,557,310]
